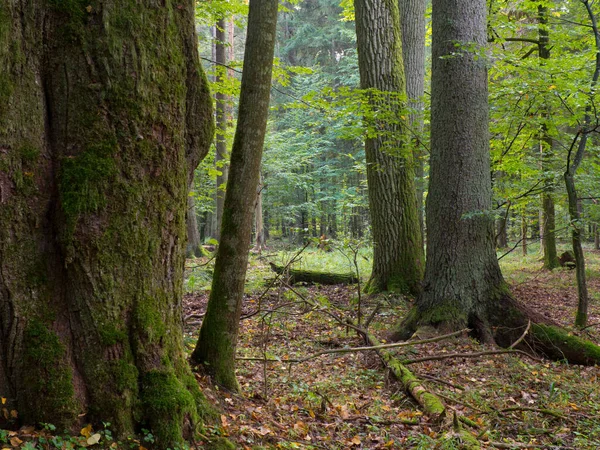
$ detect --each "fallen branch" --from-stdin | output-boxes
[269,262,358,285]
[361,328,447,421]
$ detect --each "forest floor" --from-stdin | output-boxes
[3,244,600,449]
[182,242,600,450]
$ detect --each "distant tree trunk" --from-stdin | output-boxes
[538,4,560,270]
[496,215,508,249]
[214,17,230,241]
[595,224,599,249]
[191,0,278,390]
[399,0,426,244]
[253,173,266,252]
[521,213,528,256]
[186,190,204,258]
[0,1,214,446]
[354,0,424,295]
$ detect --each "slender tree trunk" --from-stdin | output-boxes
[186,189,204,258]
[191,0,278,390]
[399,0,426,245]
[253,173,266,252]
[354,0,424,295]
[594,224,599,249]
[538,4,560,269]
[522,213,528,256]
[0,1,214,445]
[214,18,230,241]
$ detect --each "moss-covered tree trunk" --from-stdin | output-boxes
[0,1,214,446]
[354,0,424,295]
[191,0,279,391]
[393,0,600,366]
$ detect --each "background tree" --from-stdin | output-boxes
[0,1,213,446]
[354,0,424,294]
[191,0,279,390]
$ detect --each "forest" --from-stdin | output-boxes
[1,0,600,449]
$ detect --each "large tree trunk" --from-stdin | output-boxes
[191,0,278,391]
[354,0,424,295]
[392,0,600,366]
[0,1,214,446]
[399,0,426,245]
[409,0,506,334]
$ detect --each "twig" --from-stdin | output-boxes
[403,349,540,365]
[420,374,465,391]
[236,329,469,365]
[500,406,565,419]
[489,442,574,449]
[509,320,531,349]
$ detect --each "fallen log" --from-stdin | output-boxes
[269,262,358,285]
[361,328,447,421]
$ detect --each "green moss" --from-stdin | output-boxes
[419,303,467,328]
[99,323,127,346]
[206,437,236,450]
[19,143,40,165]
[22,319,77,424]
[112,359,139,394]
[59,139,117,225]
[141,370,198,447]
[135,299,167,343]
[532,323,600,364]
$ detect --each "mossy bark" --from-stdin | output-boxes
[354,0,424,296]
[0,1,214,446]
[191,0,279,392]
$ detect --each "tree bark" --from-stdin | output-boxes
[354,0,424,295]
[191,0,278,391]
[0,1,214,446]
[399,0,426,245]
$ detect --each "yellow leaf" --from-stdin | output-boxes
[81,424,93,438]
[351,435,361,445]
[308,409,315,418]
[1,398,5,405]
[548,85,556,90]
[86,5,92,12]
[87,433,101,446]
[9,437,22,447]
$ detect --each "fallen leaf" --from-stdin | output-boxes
[220,414,229,427]
[1,398,5,405]
[9,437,22,447]
[258,426,271,436]
[81,424,93,438]
[87,433,101,445]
